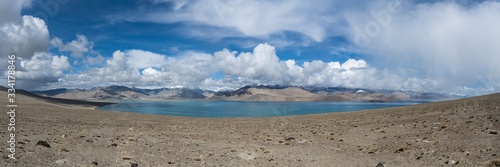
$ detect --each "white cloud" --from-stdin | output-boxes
[125,49,167,69]
[46,43,436,92]
[0,15,49,59]
[133,0,343,42]
[0,0,32,24]
[345,1,500,94]
[51,55,70,70]
[14,53,70,88]
[50,35,93,57]
[84,55,105,66]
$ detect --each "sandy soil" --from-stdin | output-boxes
[0,91,499,167]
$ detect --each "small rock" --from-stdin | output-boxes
[122,156,131,160]
[36,140,51,148]
[111,143,118,147]
[488,160,500,167]
[490,130,498,135]
[284,137,295,141]
[130,163,138,167]
[376,162,384,167]
[91,161,98,165]
[128,128,134,131]
[395,147,405,153]
[61,147,70,152]
[167,161,174,164]
[193,158,202,161]
[448,159,458,164]
[55,159,67,164]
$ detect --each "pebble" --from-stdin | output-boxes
[122,156,132,160]
[36,140,51,148]
[55,159,67,164]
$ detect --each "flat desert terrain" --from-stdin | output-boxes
[1,91,499,166]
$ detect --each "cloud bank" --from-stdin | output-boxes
[46,43,433,93]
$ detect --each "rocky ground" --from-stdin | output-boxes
[0,91,499,166]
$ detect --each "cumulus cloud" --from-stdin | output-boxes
[14,52,70,88]
[0,0,32,24]
[50,35,93,57]
[43,43,436,92]
[0,15,49,59]
[125,49,167,69]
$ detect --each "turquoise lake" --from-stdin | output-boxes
[96,100,425,118]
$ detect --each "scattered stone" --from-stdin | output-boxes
[130,162,138,167]
[264,150,271,154]
[36,140,51,148]
[193,158,202,161]
[448,159,458,164]
[55,159,67,164]
[490,130,498,135]
[86,139,94,142]
[167,161,174,164]
[376,162,384,167]
[339,139,344,142]
[61,147,70,152]
[231,149,237,152]
[122,156,131,160]
[111,143,118,147]
[91,161,98,165]
[128,128,134,131]
[368,148,377,154]
[395,147,405,153]
[284,137,295,141]
[488,160,500,167]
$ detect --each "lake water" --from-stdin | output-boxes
[96,100,424,118]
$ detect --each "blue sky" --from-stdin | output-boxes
[1,0,500,95]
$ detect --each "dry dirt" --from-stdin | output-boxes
[1,91,499,166]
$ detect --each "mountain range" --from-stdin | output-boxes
[31,85,465,102]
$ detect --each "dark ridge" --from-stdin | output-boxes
[175,89,206,99]
[0,86,114,107]
[214,85,252,96]
[32,88,68,96]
